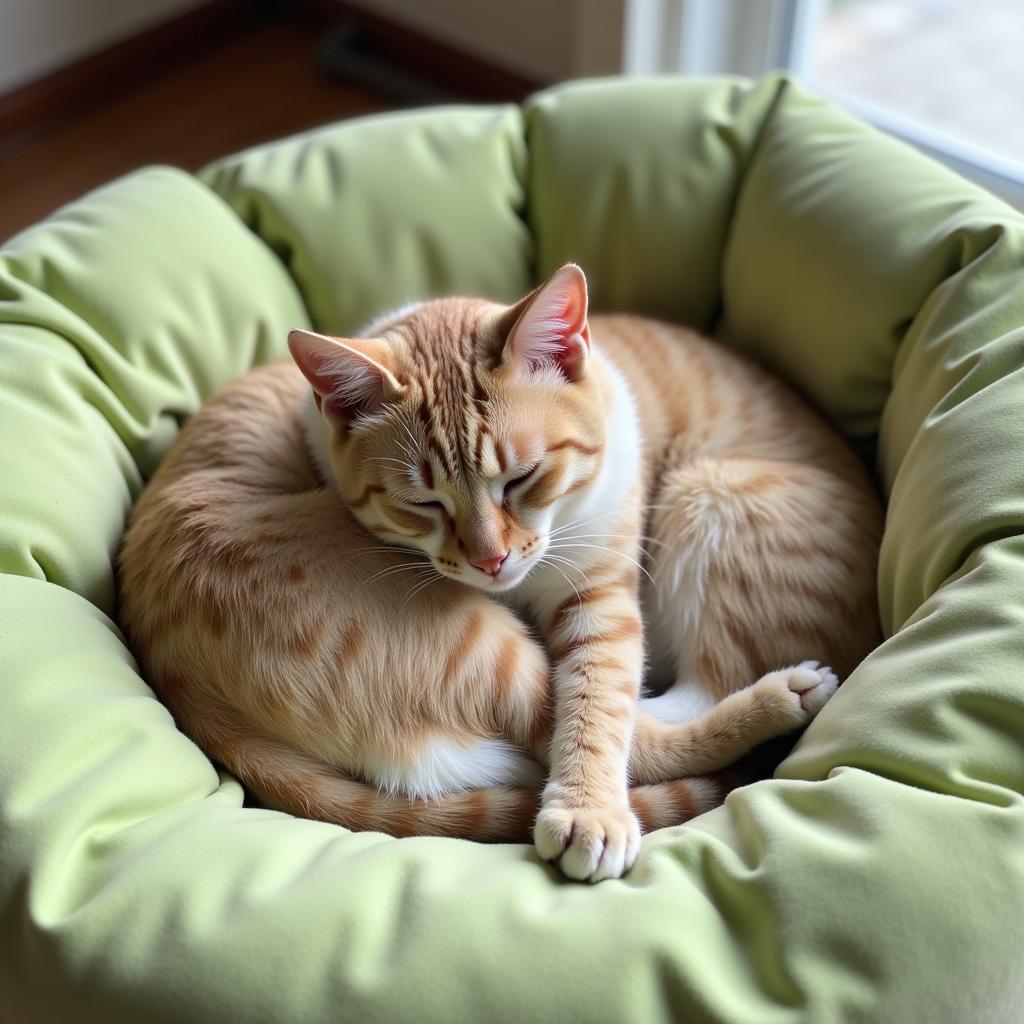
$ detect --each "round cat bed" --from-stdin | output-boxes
[2,75,1023,1022]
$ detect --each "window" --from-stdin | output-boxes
[794,0,1024,205]
[632,0,1024,207]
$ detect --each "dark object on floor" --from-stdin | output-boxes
[317,18,465,106]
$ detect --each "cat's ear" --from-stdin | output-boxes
[499,263,590,383]
[288,329,404,425]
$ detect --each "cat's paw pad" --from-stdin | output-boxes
[786,660,839,716]
[534,801,641,883]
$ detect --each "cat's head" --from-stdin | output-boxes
[289,264,607,592]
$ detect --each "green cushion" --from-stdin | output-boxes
[200,105,532,333]
[3,75,1023,1022]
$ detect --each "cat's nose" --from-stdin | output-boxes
[471,552,509,577]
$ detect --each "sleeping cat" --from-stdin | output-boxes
[119,264,882,882]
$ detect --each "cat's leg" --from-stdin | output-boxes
[488,655,829,789]
[629,662,837,783]
[478,637,803,791]
[633,455,870,782]
[528,515,649,882]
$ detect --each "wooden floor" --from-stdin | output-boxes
[0,18,391,242]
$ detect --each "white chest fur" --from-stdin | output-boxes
[508,347,643,618]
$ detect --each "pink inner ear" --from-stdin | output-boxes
[508,265,590,381]
[554,334,588,381]
[288,329,395,425]
[323,357,388,422]
[289,331,342,398]
[559,284,588,338]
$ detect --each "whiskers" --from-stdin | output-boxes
[546,509,657,586]
[351,549,445,609]
[536,554,588,604]
[546,540,655,586]
[549,509,658,552]
[364,456,416,473]
[361,559,434,587]
[400,570,443,609]
[344,544,417,558]
[547,507,621,540]
[343,520,451,607]
[394,416,425,471]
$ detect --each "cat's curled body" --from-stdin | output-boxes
[119,265,882,882]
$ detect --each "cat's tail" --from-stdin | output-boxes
[221,730,736,842]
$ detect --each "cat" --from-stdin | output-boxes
[118,263,882,883]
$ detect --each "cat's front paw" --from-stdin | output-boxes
[534,799,641,882]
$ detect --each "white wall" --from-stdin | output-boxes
[0,0,207,93]
[347,0,628,82]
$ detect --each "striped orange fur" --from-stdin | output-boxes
[118,264,882,882]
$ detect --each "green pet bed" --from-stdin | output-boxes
[2,75,1023,1022]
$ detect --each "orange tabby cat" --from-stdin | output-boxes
[119,264,881,882]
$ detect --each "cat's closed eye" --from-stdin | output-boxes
[503,466,538,497]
